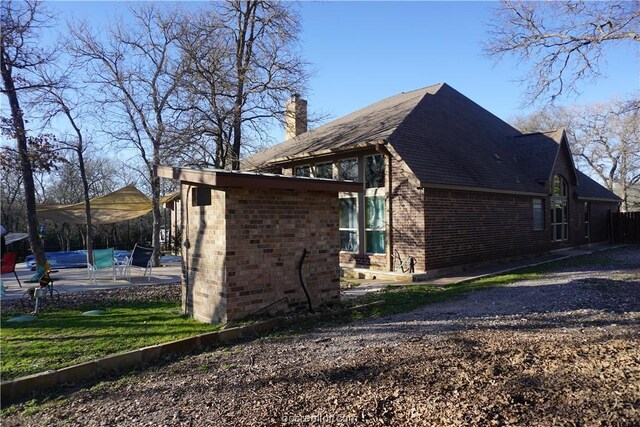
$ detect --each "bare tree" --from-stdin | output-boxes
[32,63,98,263]
[0,0,59,269]
[69,4,186,266]
[177,0,308,169]
[485,0,640,103]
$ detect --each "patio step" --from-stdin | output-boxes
[340,267,430,283]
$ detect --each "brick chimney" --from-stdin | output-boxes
[285,94,307,140]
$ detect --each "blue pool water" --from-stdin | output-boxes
[24,251,181,270]
[25,250,132,270]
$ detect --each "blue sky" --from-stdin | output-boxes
[297,1,637,132]
[19,1,640,143]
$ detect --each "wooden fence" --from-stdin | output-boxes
[611,212,640,243]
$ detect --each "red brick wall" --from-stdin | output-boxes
[422,143,618,270]
[424,189,550,269]
[182,185,340,324]
[388,154,426,272]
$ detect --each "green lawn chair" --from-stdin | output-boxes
[88,248,116,285]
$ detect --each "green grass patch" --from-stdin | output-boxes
[0,301,221,380]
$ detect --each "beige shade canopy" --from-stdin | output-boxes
[36,185,179,225]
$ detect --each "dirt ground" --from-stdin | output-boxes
[3,246,640,426]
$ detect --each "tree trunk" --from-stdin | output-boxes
[0,51,48,269]
[65,111,94,265]
[151,173,162,267]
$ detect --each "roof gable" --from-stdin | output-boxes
[512,130,619,201]
[513,129,579,186]
[388,84,543,194]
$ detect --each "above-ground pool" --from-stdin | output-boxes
[24,250,181,270]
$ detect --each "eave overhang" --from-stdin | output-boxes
[254,140,387,169]
[155,165,363,193]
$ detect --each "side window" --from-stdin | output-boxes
[532,199,544,230]
[584,202,590,239]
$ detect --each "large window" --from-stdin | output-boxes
[339,197,358,252]
[365,195,385,253]
[364,155,386,253]
[533,198,544,230]
[335,154,387,255]
[551,175,568,241]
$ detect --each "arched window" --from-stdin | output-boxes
[551,175,569,241]
[553,175,568,197]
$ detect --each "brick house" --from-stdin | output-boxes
[244,83,620,275]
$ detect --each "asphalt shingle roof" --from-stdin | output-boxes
[242,84,441,170]
[245,83,619,201]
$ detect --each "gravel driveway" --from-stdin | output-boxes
[4,246,639,426]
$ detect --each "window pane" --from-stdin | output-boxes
[554,175,569,196]
[294,165,310,177]
[340,231,358,252]
[555,225,562,241]
[554,207,563,223]
[365,155,385,188]
[338,159,358,181]
[533,199,543,230]
[315,162,333,179]
[339,197,357,229]
[366,231,385,253]
[365,196,385,230]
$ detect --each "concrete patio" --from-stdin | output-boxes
[0,262,182,300]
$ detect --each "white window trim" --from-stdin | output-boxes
[314,161,334,179]
[364,154,386,254]
[551,175,569,242]
[551,199,569,241]
[339,193,359,254]
[365,194,386,254]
